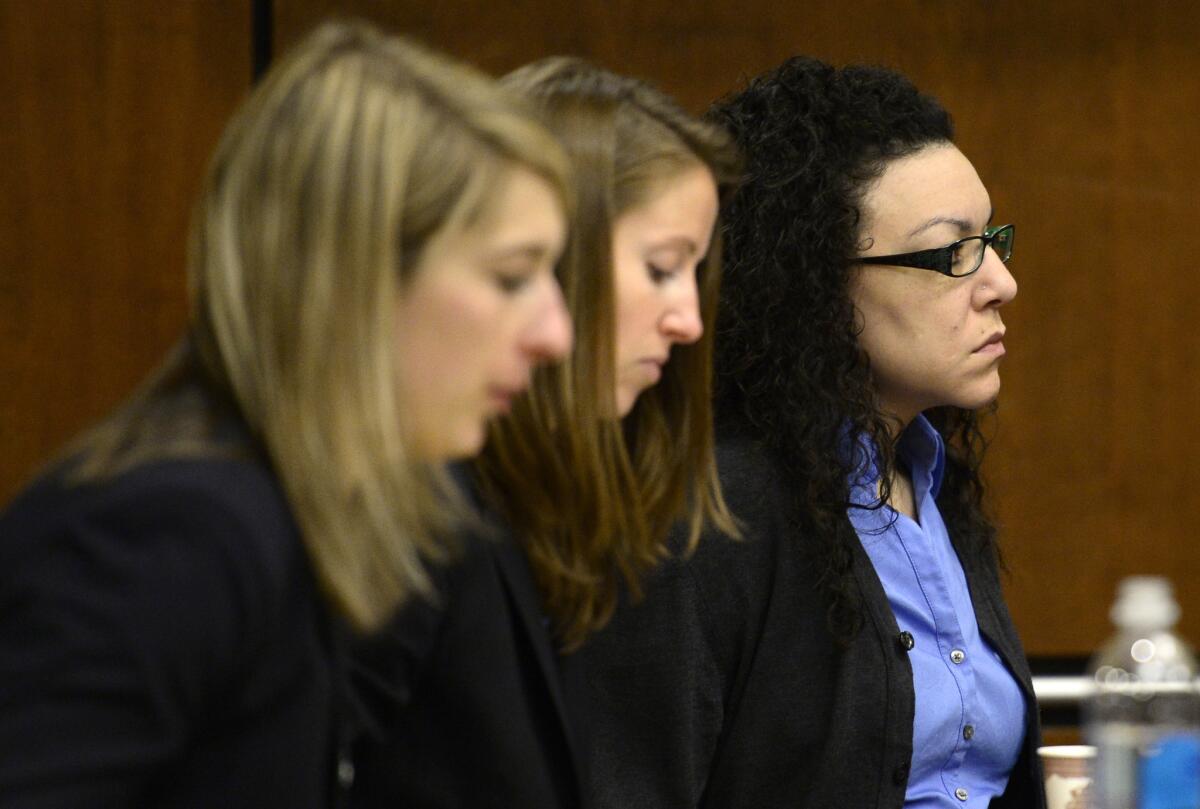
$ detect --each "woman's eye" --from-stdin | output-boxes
[647,264,674,284]
[493,270,533,294]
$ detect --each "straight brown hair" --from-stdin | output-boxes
[475,58,741,650]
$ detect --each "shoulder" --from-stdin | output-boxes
[606,436,795,672]
[714,433,786,512]
[0,455,311,665]
[0,455,331,802]
[95,455,290,532]
[4,455,298,564]
[680,434,790,582]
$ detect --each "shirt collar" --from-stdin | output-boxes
[899,413,946,500]
[847,413,946,506]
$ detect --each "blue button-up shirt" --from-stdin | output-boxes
[847,416,1026,807]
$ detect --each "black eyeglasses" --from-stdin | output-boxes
[858,223,1015,278]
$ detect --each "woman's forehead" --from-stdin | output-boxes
[861,144,991,239]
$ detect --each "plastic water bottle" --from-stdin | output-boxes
[1085,576,1200,809]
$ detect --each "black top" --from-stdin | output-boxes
[349,524,588,809]
[0,454,355,809]
[576,435,1045,809]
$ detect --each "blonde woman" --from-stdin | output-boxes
[0,20,571,807]
[350,59,739,809]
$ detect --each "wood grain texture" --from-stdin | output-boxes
[275,0,1200,656]
[0,1,252,501]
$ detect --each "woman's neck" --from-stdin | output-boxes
[885,463,917,520]
[877,409,918,519]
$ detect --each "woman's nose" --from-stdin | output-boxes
[522,278,573,363]
[975,246,1017,307]
[659,280,704,344]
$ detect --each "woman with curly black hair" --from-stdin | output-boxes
[578,57,1044,809]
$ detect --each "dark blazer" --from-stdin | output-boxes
[0,454,355,809]
[349,523,588,809]
[577,435,1045,809]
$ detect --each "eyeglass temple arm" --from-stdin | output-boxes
[858,246,951,274]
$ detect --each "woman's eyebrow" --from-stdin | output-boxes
[648,236,699,257]
[906,215,974,238]
[906,208,994,238]
[484,243,553,264]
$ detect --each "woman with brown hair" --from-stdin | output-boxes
[0,20,572,807]
[349,58,740,809]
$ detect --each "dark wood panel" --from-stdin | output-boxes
[1042,727,1083,748]
[274,0,1198,656]
[0,1,252,501]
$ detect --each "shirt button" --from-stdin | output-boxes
[950,648,965,664]
[955,787,969,801]
[337,757,356,789]
[898,631,915,651]
[963,724,975,740]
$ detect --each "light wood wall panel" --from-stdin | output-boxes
[0,1,252,502]
[277,1,1200,657]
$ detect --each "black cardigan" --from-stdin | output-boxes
[349,524,588,809]
[576,435,1046,809]
[0,455,357,809]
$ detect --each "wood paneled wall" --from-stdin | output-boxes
[5,1,1197,658]
[0,1,251,499]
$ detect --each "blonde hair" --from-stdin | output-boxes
[69,20,572,633]
[475,58,741,650]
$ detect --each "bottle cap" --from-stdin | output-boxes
[1111,576,1180,630]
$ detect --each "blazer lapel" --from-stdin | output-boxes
[490,536,586,798]
[961,554,1036,701]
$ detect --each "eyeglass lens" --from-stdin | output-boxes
[952,225,1014,277]
[990,225,1014,263]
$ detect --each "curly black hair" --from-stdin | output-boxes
[709,56,999,638]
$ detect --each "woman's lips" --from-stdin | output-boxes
[487,384,523,413]
[974,332,1006,357]
[639,358,665,383]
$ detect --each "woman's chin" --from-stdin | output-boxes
[953,376,1002,412]
[614,386,640,419]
